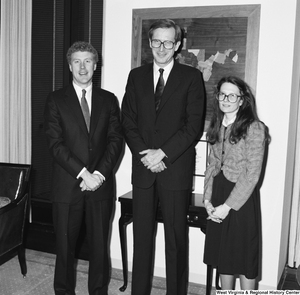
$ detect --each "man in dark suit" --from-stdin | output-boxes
[44,41,123,295]
[121,19,206,295]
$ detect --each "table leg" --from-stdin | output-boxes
[206,265,221,294]
[118,214,133,292]
[215,270,221,290]
[206,265,213,295]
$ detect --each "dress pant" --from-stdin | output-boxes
[131,183,190,295]
[52,195,113,295]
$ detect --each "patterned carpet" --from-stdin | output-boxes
[0,249,207,295]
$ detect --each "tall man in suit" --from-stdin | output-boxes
[122,19,206,295]
[44,41,123,295]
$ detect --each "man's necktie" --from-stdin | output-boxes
[81,89,90,132]
[155,68,165,111]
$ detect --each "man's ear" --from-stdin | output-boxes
[175,41,181,51]
[149,39,152,48]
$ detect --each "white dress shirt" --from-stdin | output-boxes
[73,82,92,113]
[153,59,174,91]
[73,82,105,181]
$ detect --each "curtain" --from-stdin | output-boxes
[287,2,300,268]
[288,78,300,267]
[0,0,32,164]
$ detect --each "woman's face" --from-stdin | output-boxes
[218,82,243,117]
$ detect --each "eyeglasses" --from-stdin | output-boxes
[216,92,242,103]
[151,39,175,49]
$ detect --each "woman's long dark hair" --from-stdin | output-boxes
[206,76,270,144]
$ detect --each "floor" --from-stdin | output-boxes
[1,249,299,294]
[278,266,300,290]
[0,249,207,295]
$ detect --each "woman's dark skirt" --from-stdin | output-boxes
[203,171,260,279]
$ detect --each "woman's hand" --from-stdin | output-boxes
[204,200,222,223]
[211,203,231,221]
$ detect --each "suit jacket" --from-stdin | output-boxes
[204,121,266,211]
[122,61,206,190]
[44,84,123,204]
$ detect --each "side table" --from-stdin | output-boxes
[118,191,220,294]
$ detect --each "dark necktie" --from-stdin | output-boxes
[155,68,164,111]
[81,89,90,132]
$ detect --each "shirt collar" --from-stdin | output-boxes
[73,82,92,98]
[222,115,236,127]
[153,59,174,74]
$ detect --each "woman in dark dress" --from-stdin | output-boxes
[203,76,270,289]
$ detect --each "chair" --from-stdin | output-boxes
[0,162,31,277]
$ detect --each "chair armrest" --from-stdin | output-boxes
[0,197,11,208]
[0,193,28,215]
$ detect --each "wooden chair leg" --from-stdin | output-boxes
[17,245,27,277]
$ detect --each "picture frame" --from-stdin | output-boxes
[195,138,208,177]
[132,5,261,126]
[193,134,208,194]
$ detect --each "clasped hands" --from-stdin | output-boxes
[204,200,231,223]
[80,170,104,192]
[140,148,166,173]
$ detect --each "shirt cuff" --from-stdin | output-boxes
[160,148,167,158]
[77,167,87,179]
[77,168,105,181]
[93,170,106,181]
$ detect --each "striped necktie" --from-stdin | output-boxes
[81,89,90,132]
[155,68,165,111]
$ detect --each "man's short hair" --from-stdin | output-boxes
[66,41,99,64]
[148,19,182,43]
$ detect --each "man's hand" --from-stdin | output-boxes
[80,170,103,191]
[80,181,90,191]
[150,161,167,173]
[140,149,166,169]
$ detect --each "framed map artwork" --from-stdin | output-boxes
[131,5,261,128]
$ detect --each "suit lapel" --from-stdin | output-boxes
[142,64,157,116]
[90,86,104,138]
[64,85,89,136]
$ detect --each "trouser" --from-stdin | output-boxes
[52,196,113,295]
[131,183,190,295]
